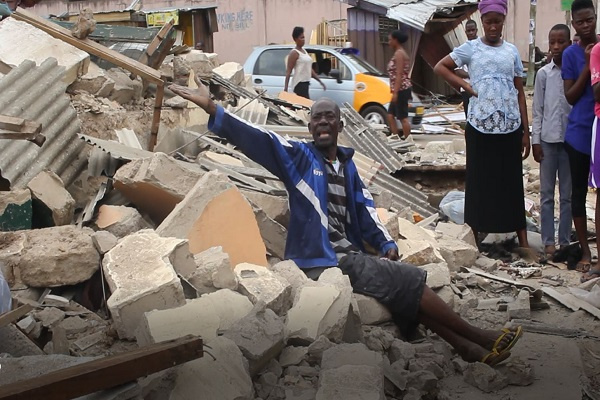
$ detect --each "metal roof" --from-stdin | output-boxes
[0,58,88,189]
[387,0,477,31]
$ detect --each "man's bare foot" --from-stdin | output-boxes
[478,327,522,353]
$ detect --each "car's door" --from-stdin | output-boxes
[250,48,290,96]
[307,50,355,108]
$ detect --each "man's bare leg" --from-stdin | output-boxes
[517,228,529,247]
[387,114,398,136]
[582,195,600,280]
[400,117,411,139]
[574,215,592,272]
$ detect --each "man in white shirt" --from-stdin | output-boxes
[455,20,478,118]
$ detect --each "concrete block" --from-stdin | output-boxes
[213,62,245,86]
[242,191,290,227]
[423,141,455,155]
[419,262,451,290]
[397,240,445,266]
[398,218,438,245]
[249,201,287,259]
[106,68,143,104]
[189,246,237,294]
[202,289,254,331]
[103,230,188,339]
[463,362,508,393]
[96,205,152,238]
[353,293,392,325]
[317,268,352,341]
[58,316,89,335]
[279,346,308,367]
[169,336,254,400]
[114,153,204,223]
[475,256,502,272]
[321,343,383,370]
[69,61,115,97]
[435,222,477,248]
[27,171,75,227]
[377,209,399,240]
[234,263,291,315]
[71,8,96,39]
[91,230,118,255]
[507,289,531,320]
[316,365,385,400]
[18,226,99,288]
[270,260,307,300]
[157,171,267,267]
[223,307,285,377]
[34,307,65,328]
[0,19,89,85]
[0,189,32,231]
[437,237,478,272]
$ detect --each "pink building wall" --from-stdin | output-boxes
[29,0,348,63]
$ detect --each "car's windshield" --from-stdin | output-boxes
[342,53,385,77]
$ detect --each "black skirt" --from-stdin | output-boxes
[465,123,526,233]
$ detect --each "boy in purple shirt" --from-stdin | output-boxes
[562,0,598,272]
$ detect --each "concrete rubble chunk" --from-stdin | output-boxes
[96,205,152,238]
[0,231,28,288]
[114,153,204,223]
[364,326,395,353]
[408,358,445,379]
[58,316,89,335]
[423,141,456,155]
[249,201,287,259]
[497,357,535,386]
[235,263,292,315]
[437,237,479,272]
[106,68,143,104]
[223,306,285,377]
[157,171,267,267]
[475,256,501,272]
[397,240,445,266]
[0,19,89,85]
[242,191,290,227]
[176,50,220,80]
[213,62,245,86]
[69,61,115,97]
[34,307,65,328]
[27,171,75,227]
[376,209,399,240]
[463,362,509,393]
[397,218,438,245]
[435,222,477,248]
[18,226,100,288]
[165,95,189,109]
[256,371,278,398]
[17,316,36,334]
[0,189,32,231]
[286,285,340,345]
[91,230,118,255]
[406,370,438,393]
[307,335,335,364]
[419,263,450,290]
[0,355,96,386]
[169,336,253,400]
[389,339,417,366]
[103,230,188,339]
[317,268,352,341]
[190,246,237,294]
[271,260,308,300]
[507,289,531,320]
[321,343,383,370]
[316,365,385,400]
[202,289,254,331]
[279,346,309,367]
[71,8,96,39]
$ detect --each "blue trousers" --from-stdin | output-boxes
[540,141,572,246]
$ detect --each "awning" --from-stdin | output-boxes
[387,0,477,31]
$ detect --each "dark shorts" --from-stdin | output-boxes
[293,82,310,99]
[387,88,412,120]
[565,141,591,218]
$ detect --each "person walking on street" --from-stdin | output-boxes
[561,0,598,273]
[284,26,326,99]
[434,0,532,254]
[532,24,573,261]
[386,30,413,140]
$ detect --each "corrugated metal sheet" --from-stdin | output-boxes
[0,58,88,189]
[386,0,477,31]
[79,135,153,161]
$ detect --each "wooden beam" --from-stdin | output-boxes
[0,304,34,328]
[0,115,45,146]
[0,336,203,400]
[149,82,164,151]
[12,8,162,85]
[462,267,534,288]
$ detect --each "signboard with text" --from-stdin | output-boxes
[146,11,178,27]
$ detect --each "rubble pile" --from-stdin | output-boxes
[0,14,599,400]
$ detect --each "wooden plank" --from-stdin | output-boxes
[149,83,164,151]
[463,267,534,288]
[0,115,41,134]
[0,336,203,400]
[12,8,162,85]
[0,304,34,328]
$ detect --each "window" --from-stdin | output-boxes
[308,50,352,81]
[254,49,289,76]
[379,16,400,44]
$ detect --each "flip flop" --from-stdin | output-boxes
[575,262,592,273]
[581,269,600,283]
[481,349,511,366]
[492,326,523,355]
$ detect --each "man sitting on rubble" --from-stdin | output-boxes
[170,77,523,366]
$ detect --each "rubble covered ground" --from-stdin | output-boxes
[0,14,598,400]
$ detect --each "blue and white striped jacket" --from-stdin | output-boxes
[209,105,398,268]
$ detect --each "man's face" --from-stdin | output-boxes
[549,29,571,63]
[465,23,478,40]
[572,8,596,40]
[309,100,342,149]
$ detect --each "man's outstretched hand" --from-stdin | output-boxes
[384,248,400,261]
[169,75,216,115]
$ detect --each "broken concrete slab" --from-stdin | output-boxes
[202,289,254,331]
[189,246,237,294]
[223,306,285,377]
[377,209,399,240]
[157,171,267,267]
[437,237,478,272]
[507,289,531,320]
[0,189,32,231]
[475,256,502,272]
[279,346,309,367]
[389,339,416,366]
[307,335,335,364]
[353,293,392,325]
[114,153,204,223]
[249,201,287,259]
[106,68,143,104]
[235,263,291,315]
[321,343,383,370]
[242,190,290,228]
[419,263,450,290]
[91,230,118,255]
[71,8,96,39]
[398,218,438,245]
[397,240,445,266]
[271,260,308,300]
[18,226,100,288]
[69,61,115,97]
[316,365,385,400]
[103,230,188,339]
[435,222,477,248]
[0,18,89,85]
[169,336,254,400]
[363,326,395,353]
[96,205,152,238]
[497,357,535,386]
[27,170,75,227]
[34,307,66,328]
[463,362,508,393]
[58,316,89,335]
[213,62,245,86]
[317,268,352,341]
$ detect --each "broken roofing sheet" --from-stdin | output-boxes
[0,58,87,189]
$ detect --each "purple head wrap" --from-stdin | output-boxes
[478,0,508,16]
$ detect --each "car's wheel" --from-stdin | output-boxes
[360,105,387,125]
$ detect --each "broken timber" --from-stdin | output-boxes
[463,267,535,288]
[0,304,34,328]
[0,336,203,400]
[0,115,45,146]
